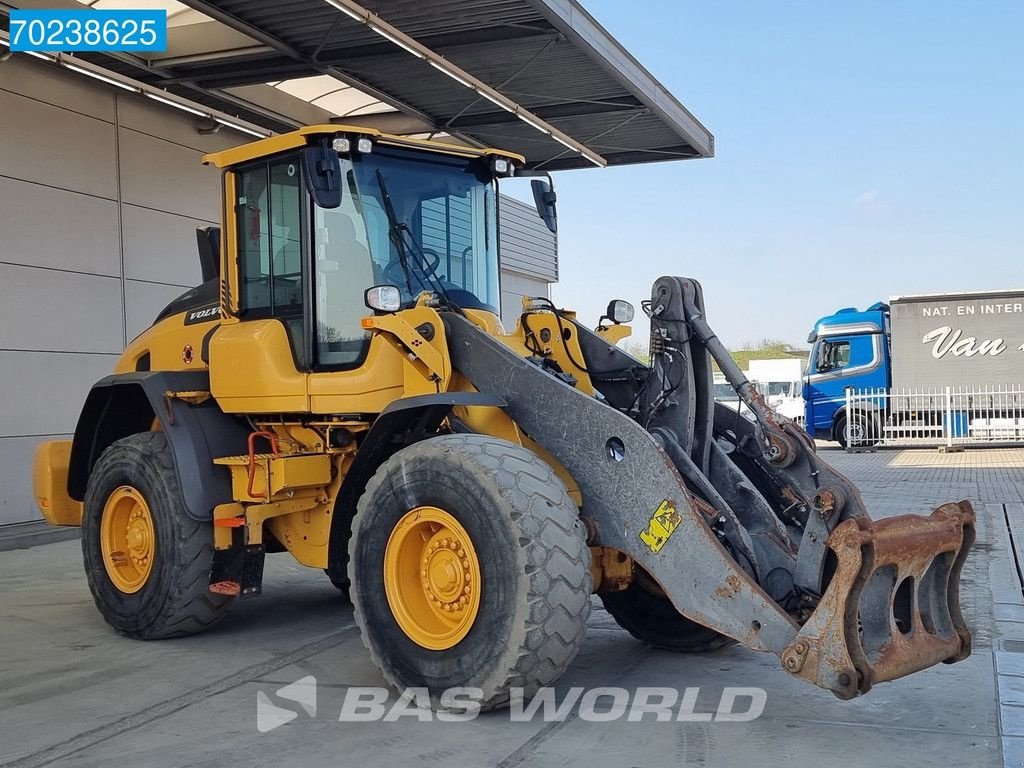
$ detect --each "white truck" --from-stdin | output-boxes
[748,358,806,424]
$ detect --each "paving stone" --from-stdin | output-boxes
[1004,737,1024,768]
[1004,705,1024,738]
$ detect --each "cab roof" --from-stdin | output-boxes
[808,305,887,343]
[203,124,525,169]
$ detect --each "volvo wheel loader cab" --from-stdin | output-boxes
[33,125,974,707]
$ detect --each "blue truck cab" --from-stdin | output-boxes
[803,303,890,445]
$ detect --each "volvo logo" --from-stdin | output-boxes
[184,305,221,325]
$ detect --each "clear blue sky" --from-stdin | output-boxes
[547,0,1024,348]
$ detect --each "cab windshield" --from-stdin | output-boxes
[313,146,499,367]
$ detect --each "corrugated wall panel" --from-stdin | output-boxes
[498,195,557,282]
[0,57,238,525]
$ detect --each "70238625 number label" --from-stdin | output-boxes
[9,9,167,53]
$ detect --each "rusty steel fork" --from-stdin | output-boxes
[781,500,975,698]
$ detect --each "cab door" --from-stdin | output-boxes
[805,336,854,434]
[305,169,406,416]
[804,333,880,434]
[209,154,310,413]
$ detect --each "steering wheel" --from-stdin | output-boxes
[383,247,442,287]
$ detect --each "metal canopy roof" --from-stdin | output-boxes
[9,0,714,170]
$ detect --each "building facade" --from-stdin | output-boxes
[0,56,556,525]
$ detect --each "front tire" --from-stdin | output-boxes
[82,432,233,639]
[835,415,849,449]
[349,434,591,710]
[836,411,878,449]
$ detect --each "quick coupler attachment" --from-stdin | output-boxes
[781,501,975,699]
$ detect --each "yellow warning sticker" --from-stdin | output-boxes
[639,500,682,553]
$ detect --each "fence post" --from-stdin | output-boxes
[845,386,853,451]
[945,385,953,449]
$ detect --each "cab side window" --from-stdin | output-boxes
[234,157,306,363]
[421,194,473,285]
[417,185,495,310]
[817,340,851,372]
[235,158,303,316]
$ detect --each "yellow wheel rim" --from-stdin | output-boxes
[384,506,482,650]
[100,486,156,594]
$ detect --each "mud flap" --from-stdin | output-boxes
[210,542,266,598]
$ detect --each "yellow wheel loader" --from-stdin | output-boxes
[33,125,974,708]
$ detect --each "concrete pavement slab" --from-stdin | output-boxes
[1,447,1020,768]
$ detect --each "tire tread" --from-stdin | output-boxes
[350,434,591,709]
[83,432,231,639]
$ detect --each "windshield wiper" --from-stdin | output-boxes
[374,169,464,315]
[375,169,415,297]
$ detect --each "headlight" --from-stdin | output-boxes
[606,299,635,324]
[365,284,402,313]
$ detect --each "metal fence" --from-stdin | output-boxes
[844,385,1024,449]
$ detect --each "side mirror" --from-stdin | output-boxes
[816,341,834,373]
[301,138,342,209]
[531,179,557,234]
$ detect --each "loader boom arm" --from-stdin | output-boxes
[447,312,801,653]
[445,275,974,699]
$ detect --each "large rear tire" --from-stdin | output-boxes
[82,432,233,639]
[601,568,735,652]
[349,434,591,710]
